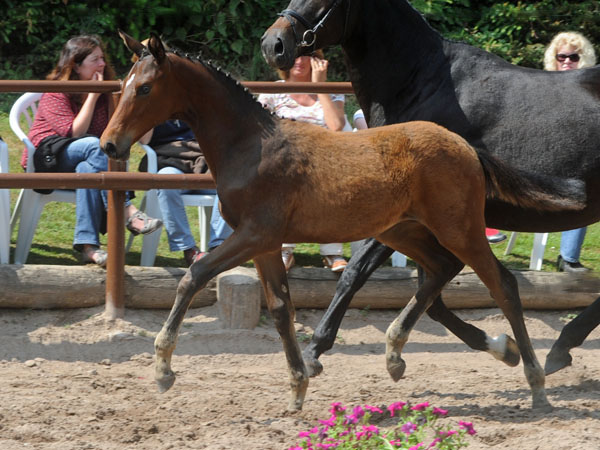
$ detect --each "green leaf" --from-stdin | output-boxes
[231,39,244,54]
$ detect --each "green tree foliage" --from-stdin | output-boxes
[1,0,599,91]
[412,0,600,68]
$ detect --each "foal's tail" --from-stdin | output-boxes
[478,151,586,211]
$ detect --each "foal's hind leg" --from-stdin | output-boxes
[444,235,551,410]
[422,267,520,368]
[254,251,308,411]
[376,226,466,381]
[304,231,519,378]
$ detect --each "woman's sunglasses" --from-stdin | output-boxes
[556,53,580,62]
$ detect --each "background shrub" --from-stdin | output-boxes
[1,0,599,112]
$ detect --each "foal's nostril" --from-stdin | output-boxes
[102,142,117,159]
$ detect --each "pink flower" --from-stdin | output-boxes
[344,405,365,424]
[362,425,379,434]
[459,420,477,435]
[319,415,337,427]
[409,444,424,450]
[438,430,457,439]
[387,401,407,416]
[329,402,346,415]
[364,404,383,414]
[428,438,441,448]
[358,424,379,440]
[401,422,417,435]
[411,402,430,411]
[299,426,319,437]
[432,407,448,416]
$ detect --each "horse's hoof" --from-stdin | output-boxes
[287,399,304,412]
[386,355,406,382]
[303,352,324,378]
[155,371,176,393]
[544,345,572,375]
[501,335,520,367]
[488,334,520,367]
[532,395,553,412]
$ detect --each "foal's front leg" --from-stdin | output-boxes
[253,251,308,411]
[154,231,259,393]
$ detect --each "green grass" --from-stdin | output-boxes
[2,111,600,271]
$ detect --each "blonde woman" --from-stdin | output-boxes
[544,32,597,272]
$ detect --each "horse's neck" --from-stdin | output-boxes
[173,59,270,180]
[344,0,447,125]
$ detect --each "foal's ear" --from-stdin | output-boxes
[148,32,167,64]
[118,30,144,58]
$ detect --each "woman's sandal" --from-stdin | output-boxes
[184,247,207,266]
[126,210,163,236]
[81,246,108,268]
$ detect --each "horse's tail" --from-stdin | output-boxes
[478,151,586,211]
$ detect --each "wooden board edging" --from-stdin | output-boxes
[0,264,597,310]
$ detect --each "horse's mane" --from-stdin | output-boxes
[166,47,276,126]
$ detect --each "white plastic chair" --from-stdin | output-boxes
[9,92,78,264]
[0,138,10,264]
[127,143,215,266]
[504,232,549,270]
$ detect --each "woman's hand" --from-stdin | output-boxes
[310,57,328,83]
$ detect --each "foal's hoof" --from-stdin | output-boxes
[544,345,572,376]
[155,370,176,393]
[488,334,520,367]
[302,351,324,378]
[532,394,553,412]
[386,355,406,382]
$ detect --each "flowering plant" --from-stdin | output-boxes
[289,401,476,449]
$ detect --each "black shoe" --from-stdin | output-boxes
[557,255,590,273]
[487,232,507,244]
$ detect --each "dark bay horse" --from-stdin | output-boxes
[261,0,600,378]
[100,33,582,410]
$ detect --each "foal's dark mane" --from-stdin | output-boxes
[166,47,276,128]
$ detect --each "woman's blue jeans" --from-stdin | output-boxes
[156,166,225,252]
[56,136,130,250]
[560,227,587,263]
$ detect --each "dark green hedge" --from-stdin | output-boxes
[1,0,599,110]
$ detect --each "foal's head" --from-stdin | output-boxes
[101,32,179,161]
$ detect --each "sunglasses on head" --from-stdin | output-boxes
[556,53,580,62]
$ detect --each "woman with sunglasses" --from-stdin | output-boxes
[543,31,597,272]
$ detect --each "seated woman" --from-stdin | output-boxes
[258,51,349,272]
[24,35,161,267]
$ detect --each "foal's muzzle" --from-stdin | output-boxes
[101,141,130,162]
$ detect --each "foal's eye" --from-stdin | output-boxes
[136,84,151,96]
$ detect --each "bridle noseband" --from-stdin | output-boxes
[278,0,351,52]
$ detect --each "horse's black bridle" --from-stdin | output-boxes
[278,0,352,52]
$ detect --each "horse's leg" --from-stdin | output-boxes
[545,296,600,375]
[154,230,263,394]
[303,237,394,376]
[443,233,551,411]
[376,227,466,381]
[254,251,308,410]
[422,265,520,367]
[305,226,519,378]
